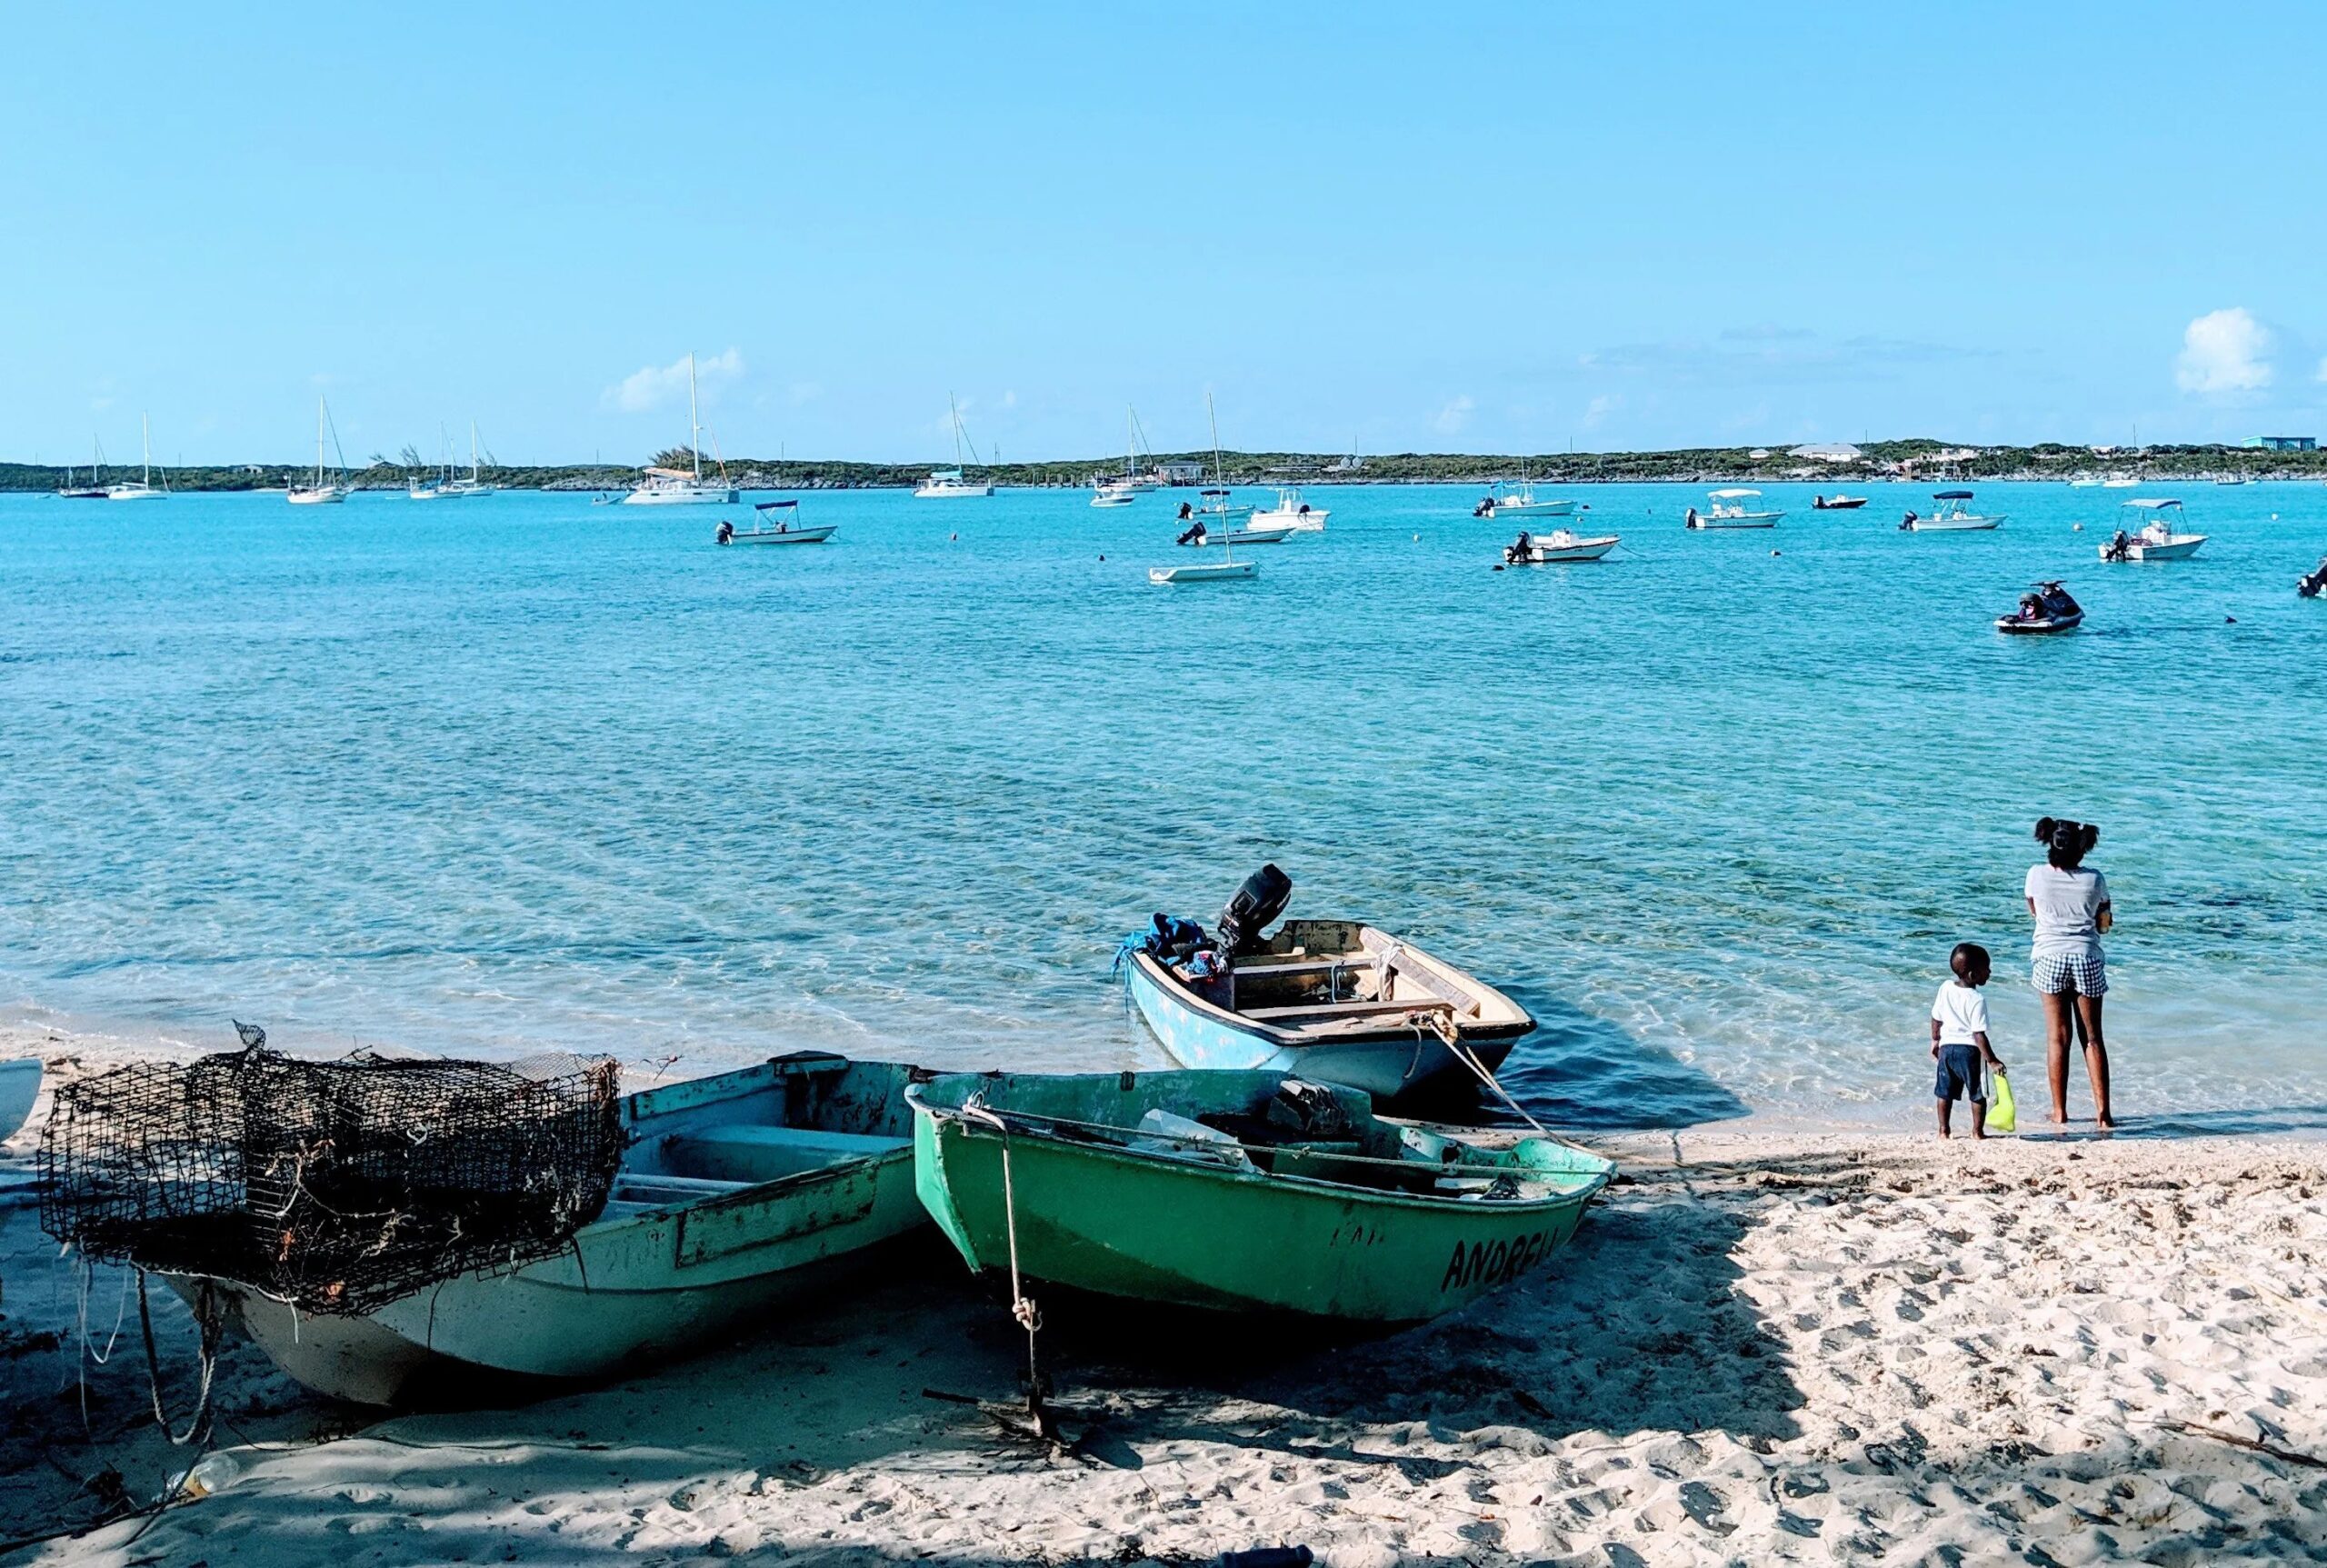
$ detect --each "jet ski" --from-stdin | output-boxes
[1996,580,2083,634]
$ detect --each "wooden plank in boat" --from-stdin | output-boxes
[1242,998,1456,1022]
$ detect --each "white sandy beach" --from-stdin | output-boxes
[5,1024,2326,1566]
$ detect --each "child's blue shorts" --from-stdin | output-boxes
[1935,1044,1985,1103]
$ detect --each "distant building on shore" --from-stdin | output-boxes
[2245,434,2316,451]
[1155,460,1206,485]
[1788,442,1863,464]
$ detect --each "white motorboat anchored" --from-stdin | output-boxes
[1687,488,1783,528]
[1249,485,1328,531]
[1503,527,1620,564]
[1902,489,2006,531]
[288,396,353,504]
[1473,476,1574,519]
[717,499,834,544]
[624,355,739,504]
[915,394,994,497]
[1091,408,1152,505]
[2099,498,2207,562]
[105,414,169,500]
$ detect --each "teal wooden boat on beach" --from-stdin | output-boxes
[908,1069,1613,1323]
[177,1053,930,1405]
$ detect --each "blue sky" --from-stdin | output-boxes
[7,2,2322,464]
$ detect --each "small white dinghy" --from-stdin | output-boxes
[1687,489,1783,528]
[1503,527,1619,564]
[2099,498,2207,562]
[1903,490,2006,531]
[716,499,834,544]
[1151,560,1259,584]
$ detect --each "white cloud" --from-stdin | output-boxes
[2174,308,2272,394]
[1433,394,1474,434]
[1583,394,1621,429]
[605,347,744,413]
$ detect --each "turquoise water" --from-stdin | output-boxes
[4,483,2323,1130]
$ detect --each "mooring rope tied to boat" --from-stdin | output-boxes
[1423,1012,1552,1138]
[961,1098,1044,1412]
[949,1105,1571,1181]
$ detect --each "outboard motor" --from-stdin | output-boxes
[1215,864,1293,957]
[714,519,734,545]
[1899,510,1917,531]
[1176,520,1208,546]
[1177,500,1193,521]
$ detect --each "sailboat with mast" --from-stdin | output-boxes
[105,414,169,501]
[624,354,740,504]
[288,396,352,505]
[914,394,994,498]
[55,436,110,499]
[411,422,499,500]
[1092,407,1144,506]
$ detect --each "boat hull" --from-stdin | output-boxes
[1513,535,1619,563]
[168,1055,930,1405]
[908,1070,1611,1323]
[1188,524,1294,546]
[2107,536,2206,562]
[1150,562,1257,584]
[1691,514,1782,528]
[914,484,994,499]
[727,524,837,544]
[1487,500,1575,518]
[1251,511,1328,530]
[1907,516,2004,531]
[624,486,740,505]
[1126,948,1523,1101]
[286,488,348,505]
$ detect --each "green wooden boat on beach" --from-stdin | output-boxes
[907,1069,1613,1323]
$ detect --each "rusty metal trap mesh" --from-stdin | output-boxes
[38,1047,624,1315]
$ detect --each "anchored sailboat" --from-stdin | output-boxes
[288,396,352,505]
[624,354,740,504]
[105,414,169,501]
[915,394,994,498]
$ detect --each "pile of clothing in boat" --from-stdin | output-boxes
[40,1037,623,1314]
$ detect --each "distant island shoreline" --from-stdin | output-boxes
[5,437,2320,494]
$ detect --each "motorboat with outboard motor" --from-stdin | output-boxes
[1687,489,1783,528]
[2301,557,2327,599]
[1996,581,2083,634]
[1473,479,1575,520]
[2098,499,2206,562]
[1503,528,1619,564]
[1812,494,1869,510]
[1115,865,1535,1103]
[1249,486,1328,531]
[716,500,835,544]
[1902,491,2004,531]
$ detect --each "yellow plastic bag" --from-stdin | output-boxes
[1985,1065,2017,1134]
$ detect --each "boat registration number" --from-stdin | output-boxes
[1440,1226,1558,1293]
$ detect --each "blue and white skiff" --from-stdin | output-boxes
[1125,920,1533,1102]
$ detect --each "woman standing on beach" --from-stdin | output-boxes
[2026,817,2114,1129]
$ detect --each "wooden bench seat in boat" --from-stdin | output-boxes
[1230,957,1363,979]
[661,1124,911,1186]
[1241,998,1456,1022]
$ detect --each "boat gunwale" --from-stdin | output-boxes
[1125,937,1535,1051]
[904,1077,1611,1218]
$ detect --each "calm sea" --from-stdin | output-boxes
[5,481,2322,1132]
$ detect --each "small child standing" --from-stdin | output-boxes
[1930,942,2005,1139]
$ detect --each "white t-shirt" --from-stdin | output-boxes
[1931,980,1991,1046]
[2025,864,2110,960]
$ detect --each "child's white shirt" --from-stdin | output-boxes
[1932,980,1989,1046]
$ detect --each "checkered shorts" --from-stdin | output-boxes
[2032,952,2108,996]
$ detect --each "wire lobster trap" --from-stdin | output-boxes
[39,1046,624,1315]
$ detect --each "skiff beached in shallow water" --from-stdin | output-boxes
[1118,866,1535,1103]
[908,1068,1613,1323]
[170,1054,930,1405]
